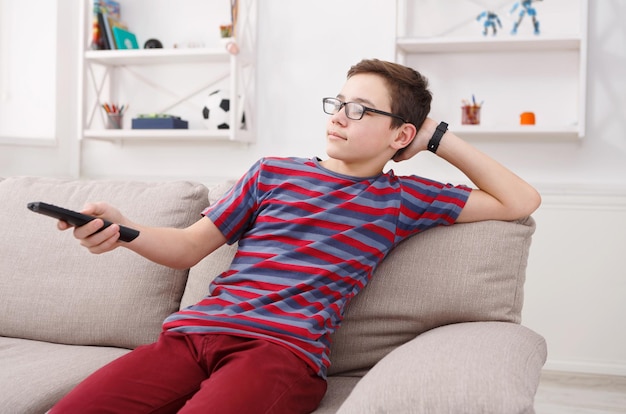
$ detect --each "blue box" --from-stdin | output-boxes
[131,117,188,129]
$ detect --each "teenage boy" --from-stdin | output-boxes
[51,58,540,414]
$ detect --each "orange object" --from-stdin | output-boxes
[520,112,535,125]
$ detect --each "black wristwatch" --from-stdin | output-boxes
[427,122,448,154]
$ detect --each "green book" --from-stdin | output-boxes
[113,27,139,49]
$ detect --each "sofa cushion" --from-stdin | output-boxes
[313,376,360,414]
[0,336,130,414]
[336,322,546,414]
[0,177,209,349]
[327,217,535,376]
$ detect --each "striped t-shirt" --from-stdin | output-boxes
[163,157,471,378]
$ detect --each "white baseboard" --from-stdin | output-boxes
[544,359,626,377]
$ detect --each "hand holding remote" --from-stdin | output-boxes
[28,202,140,243]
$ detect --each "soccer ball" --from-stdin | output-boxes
[202,89,231,130]
[202,89,246,130]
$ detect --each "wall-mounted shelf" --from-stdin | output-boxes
[396,35,581,54]
[84,48,231,66]
[77,0,257,159]
[450,124,580,141]
[83,128,236,143]
[396,0,588,142]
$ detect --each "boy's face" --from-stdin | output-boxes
[325,73,403,168]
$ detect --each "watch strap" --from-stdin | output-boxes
[427,121,448,153]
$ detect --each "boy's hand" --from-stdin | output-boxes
[57,202,126,254]
[393,117,438,162]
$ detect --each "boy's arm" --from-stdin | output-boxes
[59,202,227,269]
[396,118,541,222]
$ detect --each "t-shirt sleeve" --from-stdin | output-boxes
[398,175,471,235]
[202,159,263,244]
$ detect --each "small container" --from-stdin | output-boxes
[106,113,123,129]
[520,112,535,125]
[461,105,481,125]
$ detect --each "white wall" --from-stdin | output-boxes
[523,193,626,376]
[1,0,625,376]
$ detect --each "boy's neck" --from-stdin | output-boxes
[319,158,385,178]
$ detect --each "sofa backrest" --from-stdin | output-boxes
[0,176,209,349]
[180,182,536,377]
[327,216,535,376]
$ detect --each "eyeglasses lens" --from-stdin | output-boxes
[344,103,363,120]
[323,99,339,115]
[323,98,364,120]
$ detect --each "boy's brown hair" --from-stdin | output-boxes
[347,59,432,131]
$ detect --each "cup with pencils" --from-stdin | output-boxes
[461,95,482,125]
[103,103,127,129]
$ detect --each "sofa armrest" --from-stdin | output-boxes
[336,321,547,414]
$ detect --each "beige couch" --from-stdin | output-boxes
[0,176,547,413]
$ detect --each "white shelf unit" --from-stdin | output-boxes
[395,0,588,141]
[396,35,581,54]
[77,0,256,145]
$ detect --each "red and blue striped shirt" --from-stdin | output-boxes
[163,157,470,378]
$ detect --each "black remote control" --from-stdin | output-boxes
[27,201,140,243]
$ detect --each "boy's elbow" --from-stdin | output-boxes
[516,188,542,219]
[169,254,204,270]
[533,189,542,210]
[528,188,542,215]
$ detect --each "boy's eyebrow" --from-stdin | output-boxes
[336,94,377,108]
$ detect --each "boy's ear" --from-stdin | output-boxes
[392,123,417,150]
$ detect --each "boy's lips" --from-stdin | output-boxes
[327,130,346,140]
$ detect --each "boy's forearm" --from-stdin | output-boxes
[434,130,541,221]
[124,226,192,269]
[124,218,226,270]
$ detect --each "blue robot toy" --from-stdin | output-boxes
[477,11,502,36]
[510,0,542,35]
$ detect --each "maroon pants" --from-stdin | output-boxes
[50,332,327,414]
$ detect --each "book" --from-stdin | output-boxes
[90,0,121,50]
[97,12,111,50]
[101,13,115,49]
[113,27,139,50]
[107,16,128,49]
[90,0,104,50]
[99,0,121,20]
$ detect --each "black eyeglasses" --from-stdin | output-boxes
[322,97,409,123]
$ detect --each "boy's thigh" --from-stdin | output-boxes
[180,335,327,414]
[50,332,207,414]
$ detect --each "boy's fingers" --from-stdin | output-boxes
[57,220,71,231]
[81,202,103,216]
[73,218,105,240]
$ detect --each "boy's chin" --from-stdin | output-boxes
[325,149,355,163]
